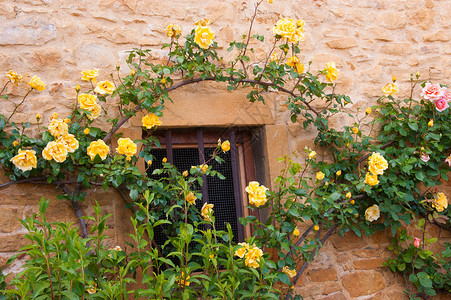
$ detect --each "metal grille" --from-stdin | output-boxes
[148,146,239,244]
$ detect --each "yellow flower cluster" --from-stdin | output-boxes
[234,242,263,268]
[324,62,339,83]
[365,204,380,222]
[81,69,99,83]
[432,192,448,212]
[381,82,399,96]
[28,75,46,91]
[116,138,137,161]
[87,140,110,161]
[94,80,115,95]
[142,113,162,129]
[7,71,23,86]
[42,134,79,163]
[177,272,190,287]
[201,202,214,221]
[10,149,37,172]
[286,56,304,73]
[272,18,305,43]
[48,118,69,138]
[78,94,101,120]
[165,23,182,38]
[245,181,268,207]
[282,266,297,278]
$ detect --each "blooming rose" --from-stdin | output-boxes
[163,157,167,163]
[50,112,58,121]
[314,224,319,231]
[7,71,23,86]
[244,245,263,268]
[28,75,46,91]
[381,82,398,96]
[293,228,300,237]
[420,83,444,101]
[445,154,451,167]
[352,127,359,134]
[432,192,448,212]
[365,107,372,114]
[116,138,137,160]
[200,164,208,174]
[309,150,316,159]
[365,172,379,186]
[85,103,101,120]
[365,204,380,222]
[316,171,325,181]
[48,119,69,138]
[245,181,268,207]
[368,152,388,176]
[336,170,341,176]
[94,80,115,95]
[13,141,19,147]
[10,149,37,172]
[84,128,90,135]
[42,140,68,163]
[81,69,99,83]
[165,23,182,38]
[324,62,339,83]
[272,18,305,43]
[201,202,214,222]
[194,18,211,27]
[185,191,197,205]
[434,98,449,112]
[286,56,304,73]
[142,113,162,129]
[87,140,110,161]
[234,242,249,258]
[346,192,352,199]
[420,153,430,163]
[78,94,98,110]
[194,26,215,49]
[414,237,421,248]
[221,140,230,152]
[56,134,79,153]
[270,52,280,62]
[182,170,188,177]
[282,266,296,278]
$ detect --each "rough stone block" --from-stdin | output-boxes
[342,271,385,297]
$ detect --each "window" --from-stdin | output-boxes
[146,127,259,244]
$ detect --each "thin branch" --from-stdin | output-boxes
[7,89,33,122]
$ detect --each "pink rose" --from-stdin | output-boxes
[414,237,420,248]
[421,83,445,101]
[435,99,449,112]
[440,88,451,101]
[420,153,430,162]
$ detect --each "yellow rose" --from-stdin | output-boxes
[28,75,46,91]
[75,84,81,92]
[56,134,79,153]
[161,77,166,84]
[78,94,98,110]
[87,140,110,161]
[272,18,296,40]
[432,192,448,212]
[50,112,58,121]
[368,152,388,176]
[10,149,37,172]
[84,128,90,135]
[194,18,211,27]
[316,171,325,181]
[200,164,208,174]
[365,204,380,222]
[81,69,99,83]
[142,113,162,129]
[336,170,342,176]
[48,119,69,138]
[162,157,167,163]
[245,181,268,207]
[428,119,434,127]
[7,71,23,86]
[221,140,230,152]
[234,242,249,258]
[194,26,215,49]
[86,103,101,120]
[346,192,352,199]
[244,245,263,268]
[282,266,296,278]
[309,150,316,159]
[182,170,188,177]
[364,172,379,186]
[42,140,68,163]
[63,118,70,124]
[293,227,300,237]
[13,141,19,147]
[352,127,359,134]
[94,80,116,95]
[270,52,280,62]
[164,23,182,38]
[365,107,372,114]
[286,56,304,73]
[381,82,399,96]
[185,191,197,205]
[324,62,339,83]
[201,202,214,222]
[314,224,319,231]
[116,138,137,159]
[350,200,355,204]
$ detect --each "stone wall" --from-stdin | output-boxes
[0,0,450,298]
